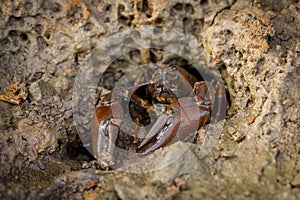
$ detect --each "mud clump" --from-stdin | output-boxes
[0,0,299,199]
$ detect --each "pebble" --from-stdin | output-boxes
[291,173,300,186]
[29,82,42,101]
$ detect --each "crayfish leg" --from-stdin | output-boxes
[93,120,119,167]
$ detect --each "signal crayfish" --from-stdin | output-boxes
[90,64,228,166]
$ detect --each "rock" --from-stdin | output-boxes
[291,173,300,186]
[29,81,42,101]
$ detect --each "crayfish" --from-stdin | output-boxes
[90,65,227,166]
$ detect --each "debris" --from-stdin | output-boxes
[0,82,27,105]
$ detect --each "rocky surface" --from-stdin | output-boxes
[0,0,299,199]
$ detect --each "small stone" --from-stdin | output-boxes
[276,45,281,51]
[174,177,188,190]
[29,82,42,101]
[82,162,89,169]
[51,76,72,94]
[291,173,300,186]
[166,185,179,194]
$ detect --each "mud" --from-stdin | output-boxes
[0,0,299,199]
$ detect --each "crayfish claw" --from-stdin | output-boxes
[140,117,180,154]
[138,114,168,149]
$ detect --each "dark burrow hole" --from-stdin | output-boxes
[8,29,16,35]
[20,33,28,41]
[103,4,111,12]
[44,32,52,40]
[200,0,208,5]
[66,134,94,161]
